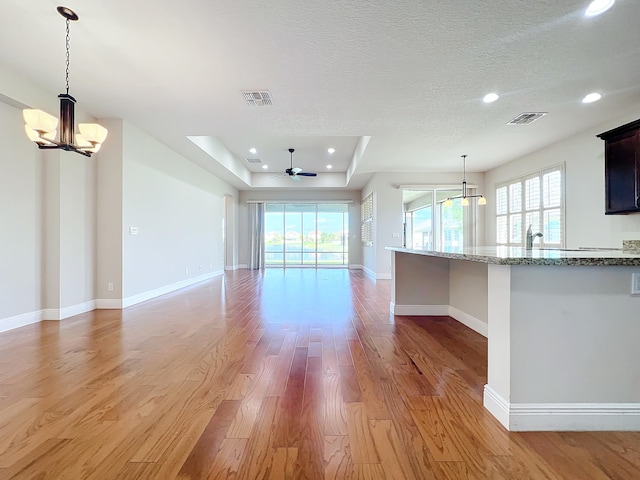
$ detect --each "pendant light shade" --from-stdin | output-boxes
[24,124,57,145]
[78,123,109,145]
[23,109,59,137]
[23,7,107,157]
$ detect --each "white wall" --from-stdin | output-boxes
[96,119,124,302]
[58,150,97,310]
[121,121,238,300]
[237,190,362,269]
[0,101,98,326]
[362,171,487,279]
[0,73,240,330]
[0,101,43,322]
[485,109,640,248]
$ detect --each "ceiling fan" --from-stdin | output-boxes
[284,148,317,181]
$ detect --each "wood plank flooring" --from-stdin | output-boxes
[0,268,639,479]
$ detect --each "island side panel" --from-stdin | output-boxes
[390,251,450,315]
[484,263,513,429]
[508,264,640,430]
[449,259,489,337]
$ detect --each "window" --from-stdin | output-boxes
[361,193,373,247]
[403,188,476,252]
[496,165,564,247]
[265,203,349,267]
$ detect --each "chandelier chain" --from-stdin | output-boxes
[65,17,70,95]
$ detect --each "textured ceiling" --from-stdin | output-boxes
[2,0,640,189]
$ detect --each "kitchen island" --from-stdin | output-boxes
[387,246,640,431]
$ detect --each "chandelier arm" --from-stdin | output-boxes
[36,143,91,157]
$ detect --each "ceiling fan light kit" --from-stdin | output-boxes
[443,155,486,207]
[23,6,108,157]
[284,148,317,181]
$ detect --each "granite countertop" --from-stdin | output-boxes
[386,246,640,266]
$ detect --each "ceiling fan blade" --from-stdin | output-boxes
[292,167,302,174]
[297,172,317,176]
[291,175,301,182]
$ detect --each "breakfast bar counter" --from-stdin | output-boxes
[386,246,640,431]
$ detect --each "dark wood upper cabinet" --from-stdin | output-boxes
[597,119,640,215]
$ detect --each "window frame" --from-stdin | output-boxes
[495,164,565,248]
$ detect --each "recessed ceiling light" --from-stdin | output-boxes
[249,147,257,154]
[327,165,333,169]
[582,92,602,103]
[483,93,500,103]
[585,0,615,17]
[262,164,268,169]
[327,148,335,154]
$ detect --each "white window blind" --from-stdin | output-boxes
[361,193,373,247]
[496,165,564,247]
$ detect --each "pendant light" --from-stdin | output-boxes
[23,6,108,157]
[443,155,486,207]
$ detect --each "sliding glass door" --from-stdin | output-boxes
[265,203,349,267]
[403,189,472,251]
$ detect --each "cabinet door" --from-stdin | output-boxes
[605,130,639,214]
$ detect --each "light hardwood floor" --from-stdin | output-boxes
[0,269,639,479]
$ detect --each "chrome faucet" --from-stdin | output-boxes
[526,225,543,250]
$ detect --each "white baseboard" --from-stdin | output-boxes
[95,299,123,309]
[483,385,511,429]
[449,306,488,338]
[123,271,223,308]
[348,264,363,271]
[42,300,97,321]
[389,303,488,337]
[362,266,376,279]
[225,264,247,271]
[0,310,42,333]
[361,266,391,280]
[484,385,640,431]
[390,303,449,316]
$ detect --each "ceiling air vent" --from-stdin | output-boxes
[507,112,547,125]
[242,90,273,107]
[246,158,262,165]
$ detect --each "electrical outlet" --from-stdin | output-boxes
[107,282,114,292]
[129,227,139,235]
[185,268,189,275]
[632,273,640,295]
